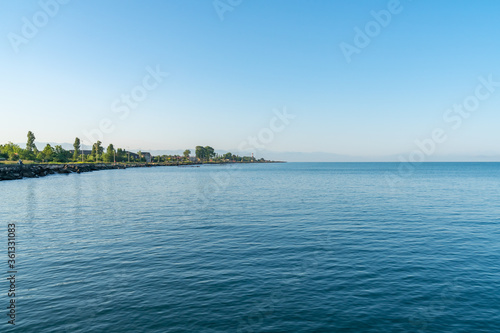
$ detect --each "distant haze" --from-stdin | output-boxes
[14,142,500,163]
[2,2,500,160]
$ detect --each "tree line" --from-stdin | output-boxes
[194,146,258,162]
[0,132,262,163]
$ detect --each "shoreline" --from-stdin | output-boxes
[0,161,284,181]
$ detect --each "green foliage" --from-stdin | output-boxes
[195,146,205,160]
[0,137,40,161]
[192,146,258,163]
[0,145,6,159]
[19,149,35,161]
[195,146,214,161]
[0,142,22,160]
[26,131,36,151]
[42,144,54,161]
[92,141,103,162]
[1,138,265,165]
[73,137,81,161]
[116,148,126,162]
[204,146,215,160]
[53,145,70,162]
[104,144,115,163]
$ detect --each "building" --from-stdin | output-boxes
[142,152,152,163]
[125,151,139,160]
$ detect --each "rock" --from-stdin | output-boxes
[0,162,165,181]
[23,170,36,178]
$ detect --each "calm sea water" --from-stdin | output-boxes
[1,162,500,332]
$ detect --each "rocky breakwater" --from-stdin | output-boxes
[0,163,135,181]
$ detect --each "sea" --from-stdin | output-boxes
[1,162,499,332]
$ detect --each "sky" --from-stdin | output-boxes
[1,0,500,161]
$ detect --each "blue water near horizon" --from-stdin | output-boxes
[1,162,500,332]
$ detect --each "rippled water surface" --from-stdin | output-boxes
[1,162,500,332]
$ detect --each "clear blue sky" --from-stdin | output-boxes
[1,0,500,161]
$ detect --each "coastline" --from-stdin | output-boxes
[0,161,284,181]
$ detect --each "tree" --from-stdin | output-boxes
[92,141,103,162]
[183,149,191,160]
[223,152,232,160]
[1,142,22,161]
[26,131,36,151]
[91,144,96,161]
[204,146,215,161]
[116,148,126,162]
[137,150,142,163]
[53,145,70,162]
[97,142,104,157]
[195,146,205,161]
[42,144,54,162]
[73,137,81,161]
[104,144,115,163]
[19,149,34,160]
[0,145,6,159]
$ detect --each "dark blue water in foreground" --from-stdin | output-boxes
[1,162,500,332]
